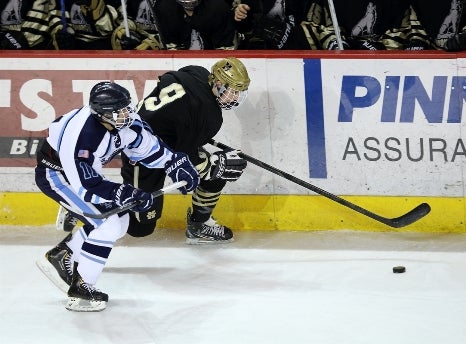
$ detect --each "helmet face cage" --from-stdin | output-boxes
[101,105,136,130]
[210,57,250,110]
[176,0,201,10]
[212,80,248,110]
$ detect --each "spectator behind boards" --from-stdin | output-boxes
[232,0,309,49]
[300,0,412,50]
[154,0,238,50]
[111,0,164,50]
[48,0,120,49]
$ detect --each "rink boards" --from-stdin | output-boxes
[0,50,465,232]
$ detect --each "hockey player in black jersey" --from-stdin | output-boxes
[121,57,250,244]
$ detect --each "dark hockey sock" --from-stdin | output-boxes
[191,179,226,222]
[190,204,213,223]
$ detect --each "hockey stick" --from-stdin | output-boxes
[209,140,431,228]
[60,0,68,33]
[60,181,186,220]
[327,0,344,50]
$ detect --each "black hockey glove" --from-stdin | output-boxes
[0,31,28,49]
[204,150,247,181]
[254,15,295,49]
[164,152,200,194]
[120,32,143,50]
[53,30,77,50]
[445,32,466,52]
[112,184,154,213]
[327,39,350,50]
[111,24,144,50]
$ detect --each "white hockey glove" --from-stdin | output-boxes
[164,152,200,194]
[200,150,247,181]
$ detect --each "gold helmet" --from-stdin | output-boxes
[209,57,250,110]
[209,57,250,91]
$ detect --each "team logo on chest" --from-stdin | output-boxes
[113,133,122,148]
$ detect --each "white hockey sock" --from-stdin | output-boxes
[77,252,107,285]
[66,227,87,263]
[76,214,127,285]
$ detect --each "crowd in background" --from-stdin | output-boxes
[1,0,465,52]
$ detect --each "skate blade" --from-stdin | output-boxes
[35,256,70,294]
[185,237,234,245]
[65,297,107,312]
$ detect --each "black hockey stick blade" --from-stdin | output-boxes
[209,139,431,228]
[379,202,431,228]
[61,181,187,220]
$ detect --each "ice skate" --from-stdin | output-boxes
[185,208,234,244]
[56,205,79,232]
[36,233,74,293]
[66,264,108,312]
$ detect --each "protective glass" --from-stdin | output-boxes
[213,81,248,110]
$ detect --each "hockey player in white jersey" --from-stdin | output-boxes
[35,81,199,312]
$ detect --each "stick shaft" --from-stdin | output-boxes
[62,181,186,220]
[209,140,430,228]
[120,0,130,38]
[60,0,67,32]
[327,0,344,50]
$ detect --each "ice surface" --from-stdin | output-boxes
[1,226,466,344]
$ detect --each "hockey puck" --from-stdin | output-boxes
[392,266,406,273]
